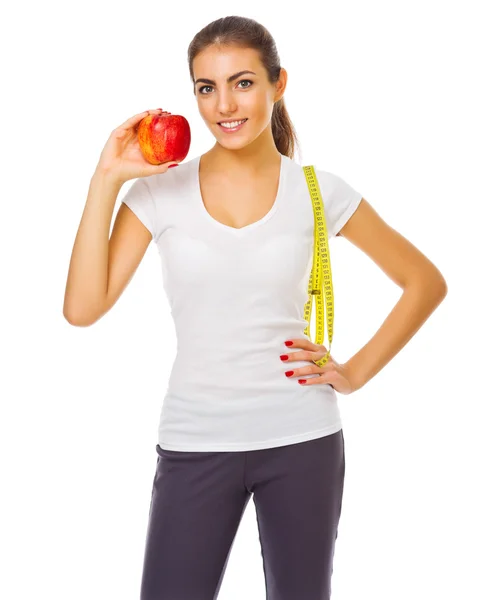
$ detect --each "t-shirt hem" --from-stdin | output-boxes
[121,199,156,241]
[157,422,342,452]
[330,191,363,237]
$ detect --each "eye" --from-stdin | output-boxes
[198,79,254,95]
[238,79,253,89]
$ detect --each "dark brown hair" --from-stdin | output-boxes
[187,16,301,160]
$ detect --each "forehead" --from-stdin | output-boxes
[193,45,261,77]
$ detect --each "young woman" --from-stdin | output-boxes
[63,15,447,600]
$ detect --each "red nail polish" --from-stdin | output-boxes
[280,355,288,361]
[169,164,179,168]
[298,379,307,384]
[285,371,294,377]
[284,341,293,346]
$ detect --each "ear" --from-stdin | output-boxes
[275,67,288,101]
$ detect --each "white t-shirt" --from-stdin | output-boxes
[121,153,362,451]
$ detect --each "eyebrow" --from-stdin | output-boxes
[194,70,257,86]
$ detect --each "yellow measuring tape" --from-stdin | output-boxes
[302,165,334,368]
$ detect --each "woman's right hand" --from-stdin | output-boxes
[95,109,179,185]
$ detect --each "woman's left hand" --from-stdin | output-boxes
[280,338,359,395]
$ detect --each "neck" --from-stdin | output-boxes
[205,124,281,175]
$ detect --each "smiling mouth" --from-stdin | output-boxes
[217,118,248,132]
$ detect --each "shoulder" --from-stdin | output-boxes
[296,162,361,207]
[286,157,356,193]
[304,164,363,237]
[313,165,356,195]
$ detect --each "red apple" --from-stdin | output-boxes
[137,111,191,165]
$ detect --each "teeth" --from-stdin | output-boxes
[219,119,246,128]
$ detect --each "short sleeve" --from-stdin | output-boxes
[320,171,363,238]
[120,177,157,241]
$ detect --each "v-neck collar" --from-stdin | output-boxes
[193,153,288,235]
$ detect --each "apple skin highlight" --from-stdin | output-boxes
[137,111,191,165]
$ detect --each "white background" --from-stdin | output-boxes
[2,0,496,598]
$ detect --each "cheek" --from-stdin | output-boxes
[250,95,275,121]
[199,108,213,124]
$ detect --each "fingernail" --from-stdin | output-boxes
[298,379,307,384]
[284,341,293,346]
[285,371,294,377]
[280,355,288,361]
[169,164,179,168]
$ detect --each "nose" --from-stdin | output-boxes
[215,90,238,115]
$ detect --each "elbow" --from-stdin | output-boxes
[63,311,96,327]
[406,267,448,301]
[62,305,100,327]
[429,267,448,299]
[62,296,105,327]
[438,277,448,299]
[423,273,449,304]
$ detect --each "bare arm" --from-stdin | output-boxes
[62,169,152,326]
[338,198,448,391]
[62,108,176,327]
[63,169,152,327]
[62,169,122,325]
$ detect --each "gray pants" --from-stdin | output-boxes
[140,428,345,600]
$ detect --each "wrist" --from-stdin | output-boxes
[342,360,366,393]
[92,166,124,190]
